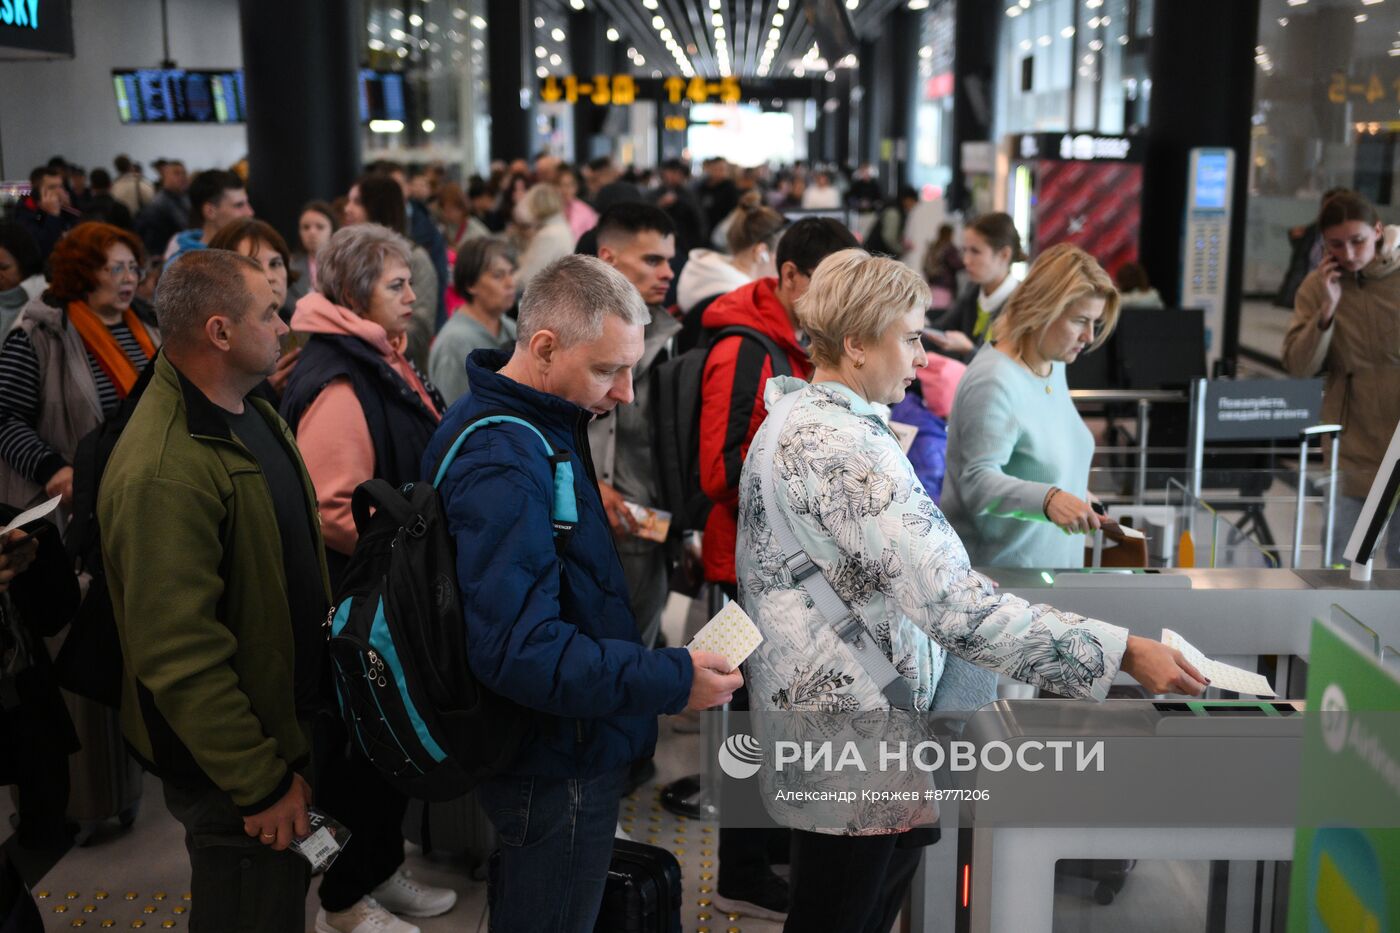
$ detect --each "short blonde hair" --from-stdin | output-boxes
[990,243,1120,354]
[796,249,932,368]
[523,183,564,223]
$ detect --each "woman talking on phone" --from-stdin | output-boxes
[1282,190,1400,567]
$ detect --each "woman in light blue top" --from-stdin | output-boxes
[736,249,1203,933]
[941,243,1121,569]
[428,236,518,405]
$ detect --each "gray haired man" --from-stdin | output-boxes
[423,254,740,933]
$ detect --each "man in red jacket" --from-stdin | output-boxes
[699,217,860,591]
[695,217,858,921]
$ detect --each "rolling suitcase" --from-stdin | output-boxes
[402,795,496,880]
[594,840,682,933]
[61,690,142,832]
[487,838,682,932]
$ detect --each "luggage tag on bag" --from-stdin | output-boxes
[291,808,352,873]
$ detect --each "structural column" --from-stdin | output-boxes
[949,0,998,213]
[487,0,532,161]
[1139,0,1260,373]
[238,0,361,244]
[568,9,620,165]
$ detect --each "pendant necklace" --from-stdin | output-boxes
[1017,354,1053,395]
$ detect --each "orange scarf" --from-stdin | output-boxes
[67,300,157,398]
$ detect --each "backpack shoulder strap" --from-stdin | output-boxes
[431,410,578,553]
[710,325,794,378]
[753,390,915,710]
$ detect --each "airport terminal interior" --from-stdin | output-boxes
[0,0,1397,931]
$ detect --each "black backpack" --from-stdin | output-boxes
[652,325,793,544]
[327,412,577,801]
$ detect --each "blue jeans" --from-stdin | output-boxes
[480,766,627,932]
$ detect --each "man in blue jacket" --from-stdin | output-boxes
[424,254,741,933]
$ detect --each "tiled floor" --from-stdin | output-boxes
[0,594,785,933]
[3,526,1310,933]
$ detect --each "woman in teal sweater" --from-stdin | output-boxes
[941,243,1120,568]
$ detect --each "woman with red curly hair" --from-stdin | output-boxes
[0,222,160,515]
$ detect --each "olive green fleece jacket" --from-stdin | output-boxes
[99,354,331,814]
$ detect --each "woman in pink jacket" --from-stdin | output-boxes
[276,222,456,933]
[278,223,445,583]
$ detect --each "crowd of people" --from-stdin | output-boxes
[5,145,1392,933]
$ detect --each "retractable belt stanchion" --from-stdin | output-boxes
[1289,425,1343,569]
[660,585,727,819]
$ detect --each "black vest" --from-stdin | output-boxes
[280,333,444,492]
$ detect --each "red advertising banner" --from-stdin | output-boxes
[1033,160,1142,276]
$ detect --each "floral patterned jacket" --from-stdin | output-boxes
[737,377,1130,713]
[735,378,1131,834]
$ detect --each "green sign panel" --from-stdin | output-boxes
[1288,614,1400,933]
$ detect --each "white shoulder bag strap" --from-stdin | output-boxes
[754,390,915,710]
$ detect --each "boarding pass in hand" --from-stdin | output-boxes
[687,601,764,671]
[1161,628,1277,697]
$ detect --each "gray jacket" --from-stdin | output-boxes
[588,308,681,552]
[0,296,161,514]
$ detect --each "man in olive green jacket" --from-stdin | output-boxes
[100,250,331,933]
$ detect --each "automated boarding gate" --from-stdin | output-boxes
[990,565,1400,699]
[913,698,1302,933]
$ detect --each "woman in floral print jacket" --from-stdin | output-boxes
[735,250,1207,933]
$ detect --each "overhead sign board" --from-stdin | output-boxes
[537,74,742,108]
[0,0,73,59]
[1011,132,1143,163]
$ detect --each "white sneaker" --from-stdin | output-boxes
[315,897,420,933]
[370,868,459,918]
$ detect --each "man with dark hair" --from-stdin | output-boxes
[17,166,77,262]
[697,215,859,923]
[374,161,449,329]
[82,169,135,230]
[100,249,329,933]
[696,157,739,242]
[466,179,498,233]
[136,159,191,255]
[585,155,643,214]
[590,203,680,652]
[655,158,704,262]
[166,169,253,265]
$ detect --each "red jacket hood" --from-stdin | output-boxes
[700,277,807,363]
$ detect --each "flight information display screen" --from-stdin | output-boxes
[359,69,407,123]
[112,69,246,124]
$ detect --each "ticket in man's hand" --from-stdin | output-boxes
[687,601,764,671]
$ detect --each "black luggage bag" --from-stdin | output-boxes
[595,840,682,933]
[489,839,682,932]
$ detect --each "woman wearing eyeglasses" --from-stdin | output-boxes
[941,243,1119,569]
[0,222,160,518]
